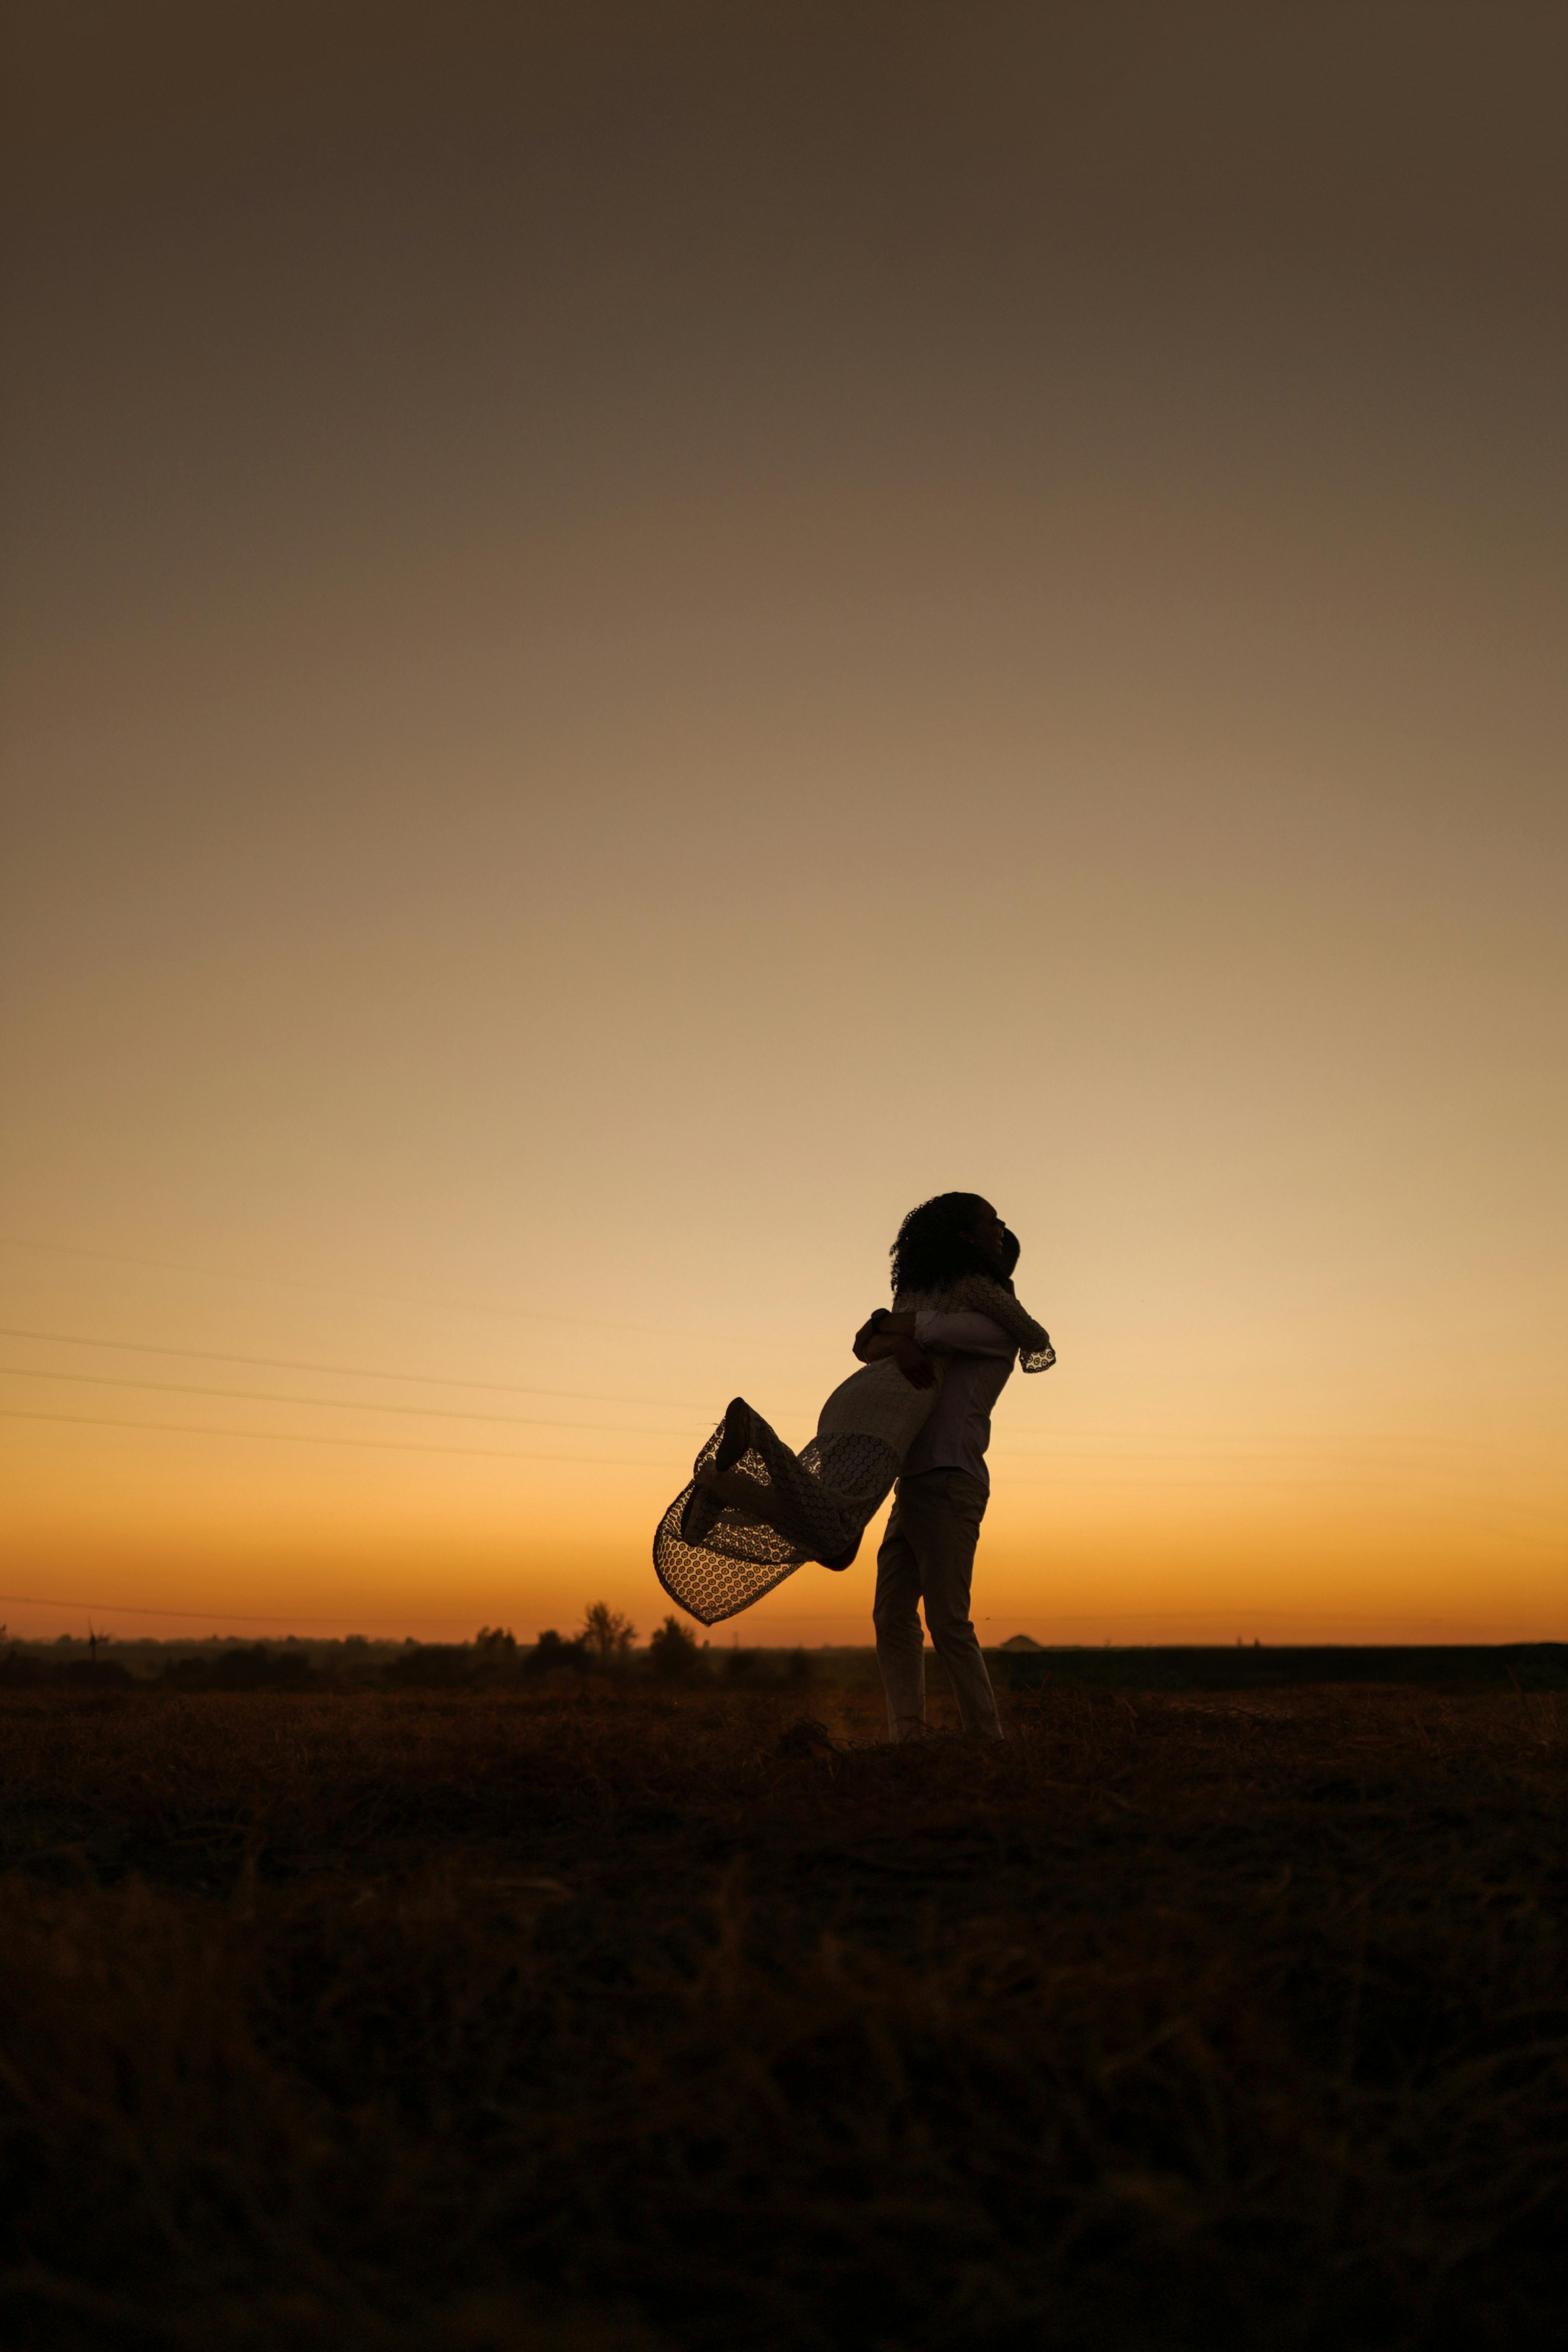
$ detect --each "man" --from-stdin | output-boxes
[853,1193,1020,1741]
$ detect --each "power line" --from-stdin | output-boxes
[0,1234,794,1345]
[0,1408,672,1465]
[0,1589,456,1627]
[0,1325,711,1407]
[0,1235,654,1329]
[0,1364,695,1434]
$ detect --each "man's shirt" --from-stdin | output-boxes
[852,1299,1016,1491]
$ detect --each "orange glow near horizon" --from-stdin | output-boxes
[3,7,1564,1646]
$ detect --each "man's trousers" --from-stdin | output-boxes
[872,1466,1003,1740]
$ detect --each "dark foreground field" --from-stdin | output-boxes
[1,1678,1564,2351]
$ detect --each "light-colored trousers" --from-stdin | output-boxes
[872,1467,1003,1741]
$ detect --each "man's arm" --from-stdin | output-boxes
[852,1310,894,1364]
[854,1307,1013,1359]
[911,1309,1015,1359]
[851,1308,936,1390]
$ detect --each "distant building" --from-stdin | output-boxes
[998,1634,1044,1652]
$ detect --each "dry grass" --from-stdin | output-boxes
[1,1678,1564,2349]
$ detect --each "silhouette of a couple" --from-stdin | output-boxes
[654,1192,1053,1740]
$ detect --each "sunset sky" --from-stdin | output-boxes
[3,3,1564,1645]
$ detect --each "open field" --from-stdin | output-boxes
[6,1636,1566,1694]
[1,1675,1564,2350]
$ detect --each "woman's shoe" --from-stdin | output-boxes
[713,1397,753,1473]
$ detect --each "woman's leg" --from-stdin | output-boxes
[695,1459,862,1560]
[695,1422,889,1565]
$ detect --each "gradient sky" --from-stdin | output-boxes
[3,3,1564,1643]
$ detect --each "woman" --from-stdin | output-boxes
[652,1195,1053,1628]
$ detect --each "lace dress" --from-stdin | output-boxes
[652,1277,1054,1627]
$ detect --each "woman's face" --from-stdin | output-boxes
[966,1202,1011,1267]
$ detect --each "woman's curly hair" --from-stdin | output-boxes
[889,1192,1019,1297]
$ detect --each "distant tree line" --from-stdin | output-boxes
[1,1605,818,1692]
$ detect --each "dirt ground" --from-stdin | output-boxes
[1,1676,1563,2349]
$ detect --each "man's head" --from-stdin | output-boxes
[889,1192,1019,1296]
